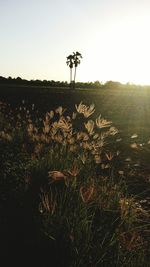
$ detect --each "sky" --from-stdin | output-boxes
[1,0,150,84]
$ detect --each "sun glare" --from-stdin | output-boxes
[79,12,150,85]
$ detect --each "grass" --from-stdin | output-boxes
[0,86,150,266]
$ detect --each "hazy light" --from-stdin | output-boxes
[1,0,150,85]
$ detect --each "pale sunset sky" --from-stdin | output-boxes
[1,0,150,84]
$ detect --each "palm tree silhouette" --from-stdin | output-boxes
[66,52,82,89]
[73,51,82,89]
[66,54,74,88]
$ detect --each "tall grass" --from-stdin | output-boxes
[0,101,149,266]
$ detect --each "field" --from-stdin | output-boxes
[1,84,150,136]
[0,85,150,266]
[2,85,150,172]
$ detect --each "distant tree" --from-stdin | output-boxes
[0,76,6,82]
[16,77,22,80]
[15,77,22,84]
[104,81,121,89]
[93,80,102,88]
[66,54,74,87]
[73,51,82,89]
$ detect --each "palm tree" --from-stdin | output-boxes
[73,51,82,89]
[66,54,74,88]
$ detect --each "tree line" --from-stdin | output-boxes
[0,75,105,89]
[0,75,147,90]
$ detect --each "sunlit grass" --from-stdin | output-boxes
[0,100,149,266]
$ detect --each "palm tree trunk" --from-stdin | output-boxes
[70,68,72,89]
[70,68,72,84]
[74,66,77,90]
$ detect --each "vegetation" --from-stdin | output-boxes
[66,54,74,85]
[66,51,82,89]
[0,99,149,266]
[2,75,150,90]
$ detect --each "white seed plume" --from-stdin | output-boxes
[84,120,95,135]
[75,102,95,118]
[96,115,112,129]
